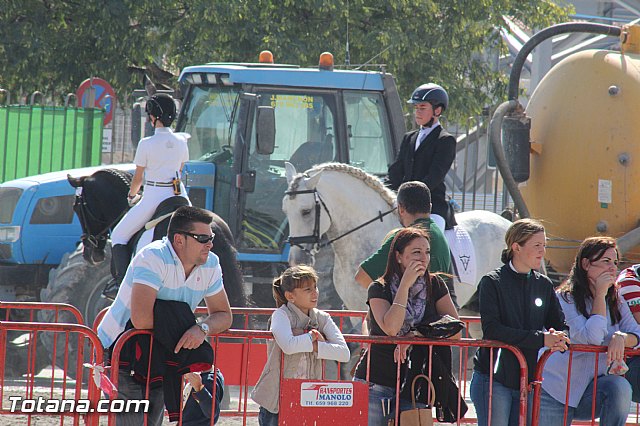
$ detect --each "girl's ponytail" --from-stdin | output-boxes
[272,276,288,307]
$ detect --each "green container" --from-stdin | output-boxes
[0,106,104,182]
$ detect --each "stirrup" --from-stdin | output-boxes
[102,279,120,301]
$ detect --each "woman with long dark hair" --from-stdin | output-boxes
[539,237,640,425]
[353,227,458,425]
[470,218,569,426]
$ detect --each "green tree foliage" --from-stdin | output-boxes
[0,0,570,118]
[0,1,176,103]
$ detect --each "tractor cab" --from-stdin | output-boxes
[175,52,406,263]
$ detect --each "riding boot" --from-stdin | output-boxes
[104,244,132,300]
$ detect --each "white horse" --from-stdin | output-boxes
[282,162,511,312]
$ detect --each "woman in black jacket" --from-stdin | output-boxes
[470,218,570,426]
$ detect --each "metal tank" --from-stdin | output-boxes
[521,40,640,272]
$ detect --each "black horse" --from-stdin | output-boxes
[69,167,245,308]
[37,168,245,379]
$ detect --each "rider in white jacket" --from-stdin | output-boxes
[108,94,190,296]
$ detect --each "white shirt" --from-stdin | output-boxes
[541,293,640,407]
[415,122,440,151]
[270,307,351,363]
[134,127,190,182]
[97,237,223,348]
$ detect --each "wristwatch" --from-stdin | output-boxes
[197,321,209,336]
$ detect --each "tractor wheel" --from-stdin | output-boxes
[38,245,112,379]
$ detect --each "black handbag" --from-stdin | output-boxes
[415,315,465,339]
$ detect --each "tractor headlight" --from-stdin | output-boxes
[0,226,20,243]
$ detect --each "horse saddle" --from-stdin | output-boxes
[128,196,190,251]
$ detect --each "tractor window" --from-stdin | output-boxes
[238,91,337,252]
[178,85,239,160]
[260,92,336,170]
[344,91,393,175]
[178,85,241,224]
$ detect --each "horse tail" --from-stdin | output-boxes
[211,221,246,309]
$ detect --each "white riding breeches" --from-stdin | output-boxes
[431,214,445,234]
[110,183,190,245]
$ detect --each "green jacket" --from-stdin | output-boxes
[360,217,451,281]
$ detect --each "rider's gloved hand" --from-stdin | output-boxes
[127,193,141,207]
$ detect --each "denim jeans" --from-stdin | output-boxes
[353,378,427,426]
[537,375,631,426]
[626,355,640,403]
[212,369,224,424]
[258,406,279,426]
[470,371,532,426]
[115,370,165,426]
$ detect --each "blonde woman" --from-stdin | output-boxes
[470,219,569,426]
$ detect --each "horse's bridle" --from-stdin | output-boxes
[74,187,127,249]
[285,187,397,253]
[285,189,330,250]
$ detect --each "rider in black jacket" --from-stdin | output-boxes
[387,83,457,231]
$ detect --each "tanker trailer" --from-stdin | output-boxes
[491,22,640,276]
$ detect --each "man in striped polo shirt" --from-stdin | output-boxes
[97,206,233,425]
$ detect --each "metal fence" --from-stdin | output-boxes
[101,105,137,165]
[447,113,514,215]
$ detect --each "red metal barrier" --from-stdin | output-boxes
[1,301,84,324]
[93,306,368,333]
[17,301,640,425]
[109,329,236,425]
[2,301,89,388]
[103,326,527,425]
[349,333,529,426]
[531,345,640,426]
[33,304,487,424]
[194,307,366,388]
[94,306,367,388]
[0,320,104,425]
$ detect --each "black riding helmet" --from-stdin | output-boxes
[145,93,176,126]
[407,83,449,113]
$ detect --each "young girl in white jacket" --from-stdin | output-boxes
[251,265,351,425]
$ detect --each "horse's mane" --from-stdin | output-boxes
[92,168,132,193]
[288,162,396,207]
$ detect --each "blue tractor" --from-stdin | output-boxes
[0,53,406,332]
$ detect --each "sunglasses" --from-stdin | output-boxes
[178,231,215,244]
